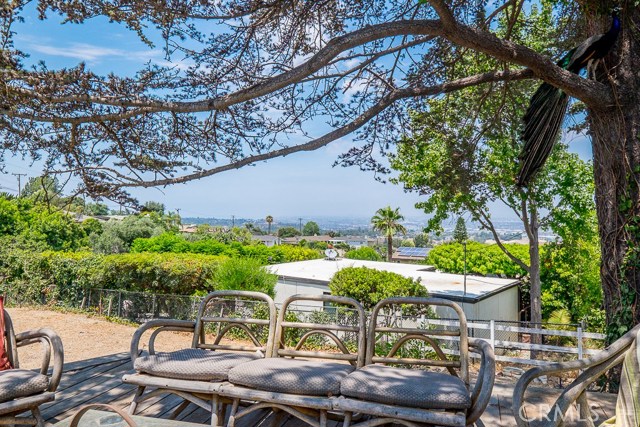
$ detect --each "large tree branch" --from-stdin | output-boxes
[61,68,529,188]
[439,16,612,106]
[4,13,612,124]
[4,20,444,114]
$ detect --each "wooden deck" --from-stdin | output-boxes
[40,353,618,427]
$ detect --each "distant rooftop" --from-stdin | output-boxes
[268,258,520,303]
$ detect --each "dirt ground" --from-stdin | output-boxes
[6,307,194,369]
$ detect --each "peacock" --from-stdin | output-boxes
[516,12,621,187]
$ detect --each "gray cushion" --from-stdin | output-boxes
[340,364,471,410]
[0,369,49,401]
[228,358,355,396]
[134,348,260,381]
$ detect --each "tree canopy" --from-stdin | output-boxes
[302,221,321,236]
[453,217,468,244]
[0,0,613,203]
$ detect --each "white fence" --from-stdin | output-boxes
[422,318,606,366]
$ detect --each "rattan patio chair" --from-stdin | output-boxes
[0,309,64,427]
[123,290,277,427]
[222,294,367,427]
[333,297,496,427]
[513,323,640,427]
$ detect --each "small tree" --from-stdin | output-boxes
[142,201,165,214]
[302,221,320,236]
[371,206,407,262]
[211,258,277,297]
[277,226,301,238]
[453,217,468,244]
[84,202,109,216]
[414,233,431,248]
[329,266,427,310]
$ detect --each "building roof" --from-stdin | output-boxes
[268,258,520,303]
[253,235,279,242]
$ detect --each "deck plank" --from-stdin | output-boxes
[41,353,617,427]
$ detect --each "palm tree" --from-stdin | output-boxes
[265,215,273,235]
[371,206,407,262]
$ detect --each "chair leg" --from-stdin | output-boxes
[342,412,352,427]
[320,410,328,427]
[228,399,240,427]
[129,385,146,415]
[33,406,45,427]
[210,394,220,427]
[218,402,228,426]
[270,408,287,427]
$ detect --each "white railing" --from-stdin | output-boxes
[421,318,607,366]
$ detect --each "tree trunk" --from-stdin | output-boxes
[526,205,542,358]
[387,235,393,262]
[588,8,640,341]
[529,217,542,329]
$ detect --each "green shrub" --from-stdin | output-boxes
[272,245,321,262]
[540,238,604,330]
[90,216,169,254]
[210,258,276,297]
[344,247,382,261]
[0,249,100,305]
[132,233,322,264]
[426,242,528,278]
[329,266,428,310]
[0,249,226,305]
[97,252,225,294]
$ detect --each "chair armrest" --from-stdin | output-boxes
[130,319,196,365]
[15,328,64,392]
[512,323,640,427]
[466,338,495,425]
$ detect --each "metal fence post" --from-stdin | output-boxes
[490,320,496,350]
[118,291,122,318]
[577,326,583,360]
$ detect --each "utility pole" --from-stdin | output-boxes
[232,215,235,228]
[12,173,26,197]
[298,217,303,234]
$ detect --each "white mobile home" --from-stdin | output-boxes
[268,258,520,323]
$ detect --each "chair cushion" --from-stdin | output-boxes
[228,358,355,396]
[134,348,261,381]
[0,369,49,401]
[340,364,471,410]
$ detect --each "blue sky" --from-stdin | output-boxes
[0,5,593,220]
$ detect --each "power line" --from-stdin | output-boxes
[0,185,18,194]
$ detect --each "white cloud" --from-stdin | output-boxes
[29,43,128,61]
[26,42,192,70]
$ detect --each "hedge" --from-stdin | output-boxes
[425,242,528,278]
[0,249,226,306]
[131,233,322,263]
[344,247,382,261]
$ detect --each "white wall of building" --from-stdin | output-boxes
[274,277,519,324]
[274,279,327,309]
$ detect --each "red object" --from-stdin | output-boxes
[0,296,12,370]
